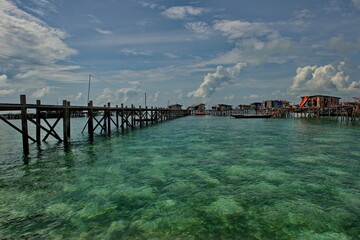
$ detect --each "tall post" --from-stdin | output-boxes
[121,104,125,131]
[87,74,91,104]
[67,101,71,138]
[36,100,41,144]
[88,101,94,137]
[145,106,149,126]
[116,105,119,129]
[20,95,29,155]
[103,105,107,133]
[139,105,143,127]
[131,104,135,129]
[107,102,111,135]
[63,100,69,144]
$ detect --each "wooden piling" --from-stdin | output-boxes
[63,100,70,144]
[20,95,29,155]
[107,102,111,135]
[36,100,41,144]
[88,101,94,137]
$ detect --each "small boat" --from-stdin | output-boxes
[231,114,273,118]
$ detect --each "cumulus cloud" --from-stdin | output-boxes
[290,62,360,94]
[31,86,50,98]
[188,62,247,98]
[162,6,206,19]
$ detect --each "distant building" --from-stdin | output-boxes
[168,104,182,110]
[187,103,206,111]
[236,104,251,110]
[250,102,262,110]
[212,104,232,111]
[263,100,290,109]
[299,95,340,108]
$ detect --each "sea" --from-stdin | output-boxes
[0,116,359,239]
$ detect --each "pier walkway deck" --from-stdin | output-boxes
[0,95,190,155]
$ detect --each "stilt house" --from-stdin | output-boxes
[299,95,340,108]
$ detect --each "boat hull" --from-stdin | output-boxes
[231,114,273,118]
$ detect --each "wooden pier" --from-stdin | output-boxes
[192,105,360,121]
[0,95,190,155]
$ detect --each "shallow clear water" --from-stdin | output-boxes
[0,116,359,239]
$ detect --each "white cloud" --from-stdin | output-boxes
[243,94,260,100]
[87,14,102,24]
[95,28,112,35]
[120,48,152,56]
[213,20,276,40]
[75,92,83,101]
[290,62,360,94]
[185,21,211,34]
[162,6,206,19]
[0,0,76,64]
[224,95,234,100]
[188,62,247,98]
[199,37,293,66]
[31,86,50,98]
[0,74,8,86]
[0,89,16,95]
[138,1,160,9]
[95,87,145,105]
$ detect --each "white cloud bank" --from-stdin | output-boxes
[290,62,360,95]
[188,62,247,98]
[96,86,145,105]
[162,6,206,19]
[0,0,76,64]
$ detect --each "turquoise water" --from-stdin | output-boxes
[0,116,359,239]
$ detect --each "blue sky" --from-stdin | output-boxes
[0,0,360,108]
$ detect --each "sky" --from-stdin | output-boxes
[0,0,360,108]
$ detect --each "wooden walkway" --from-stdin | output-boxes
[0,95,190,155]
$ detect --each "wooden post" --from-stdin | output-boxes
[145,106,148,126]
[67,101,71,138]
[63,100,69,144]
[103,105,107,133]
[20,95,29,155]
[121,104,125,131]
[88,101,94,137]
[139,105,143,127]
[107,102,111,135]
[131,104,135,129]
[36,100,41,144]
[116,105,119,129]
